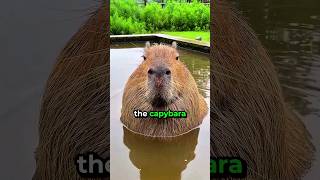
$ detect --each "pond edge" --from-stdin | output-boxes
[110,34,210,53]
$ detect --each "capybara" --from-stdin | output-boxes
[210,0,314,179]
[120,42,208,137]
[33,3,109,180]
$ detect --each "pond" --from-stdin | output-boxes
[110,43,210,180]
[231,0,320,179]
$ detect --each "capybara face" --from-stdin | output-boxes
[121,41,208,137]
[144,42,180,108]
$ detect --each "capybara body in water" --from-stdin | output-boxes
[211,0,314,179]
[120,42,208,137]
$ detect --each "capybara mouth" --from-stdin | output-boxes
[148,80,174,108]
[151,95,177,108]
[151,95,169,108]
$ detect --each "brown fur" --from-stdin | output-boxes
[33,3,109,180]
[121,44,208,137]
[211,0,314,179]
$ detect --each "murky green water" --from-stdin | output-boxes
[110,43,210,180]
[231,0,320,179]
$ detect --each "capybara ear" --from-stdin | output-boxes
[172,41,177,48]
[145,41,151,49]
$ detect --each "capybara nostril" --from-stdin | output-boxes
[148,68,154,75]
[149,66,171,77]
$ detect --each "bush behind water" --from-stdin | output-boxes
[110,0,209,35]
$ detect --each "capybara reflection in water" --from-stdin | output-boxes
[123,127,199,180]
[121,42,208,137]
[211,0,314,179]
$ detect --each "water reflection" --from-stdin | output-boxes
[123,127,199,180]
[179,50,210,97]
[232,0,320,117]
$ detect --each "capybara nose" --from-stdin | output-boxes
[148,66,171,77]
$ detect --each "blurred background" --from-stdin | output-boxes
[231,0,320,179]
[0,0,99,179]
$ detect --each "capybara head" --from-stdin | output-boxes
[144,41,179,108]
[121,42,208,137]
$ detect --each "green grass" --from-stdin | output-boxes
[161,31,210,43]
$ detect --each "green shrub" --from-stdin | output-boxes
[141,3,165,32]
[110,0,209,34]
[110,12,146,35]
[111,0,141,20]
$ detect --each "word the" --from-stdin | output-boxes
[210,157,247,178]
[75,152,109,177]
[133,109,187,119]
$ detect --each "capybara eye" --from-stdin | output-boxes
[142,55,146,60]
[176,56,179,60]
[148,69,154,75]
[166,70,171,75]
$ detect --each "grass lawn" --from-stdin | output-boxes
[161,31,210,43]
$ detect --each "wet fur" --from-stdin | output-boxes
[211,1,314,179]
[121,44,208,137]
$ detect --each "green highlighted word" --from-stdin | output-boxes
[210,158,247,178]
[149,110,187,119]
